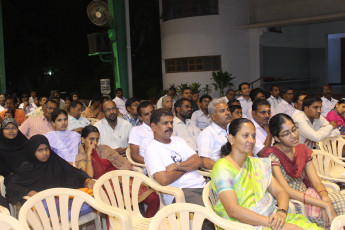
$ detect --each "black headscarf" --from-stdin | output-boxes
[0,118,28,177]
[5,135,90,203]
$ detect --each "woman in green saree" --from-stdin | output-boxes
[211,118,322,230]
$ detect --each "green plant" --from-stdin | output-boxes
[189,82,201,93]
[210,70,236,96]
[176,83,189,95]
[201,84,212,95]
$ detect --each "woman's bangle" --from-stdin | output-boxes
[303,193,306,204]
[277,209,287,214]
[318,189,328,195]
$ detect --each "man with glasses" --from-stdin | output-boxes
[293,95,340,149]
[19,98,58,138]
[94,100,132,155]
[191,95,212,130]
[0,97,26,126]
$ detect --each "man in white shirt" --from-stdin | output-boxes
[221,89,236,104]
[267,85,282,111]
[67,101,90,133]
[191,95,212,130]
[293,95,340,149]
[0,93,5,112]
[128,101,154,164]
[112,88,127,116]
[19,94,37,115]
[173,98,200,151]
[251,99,272,157]
[237,82,252,118]
[275,88,295,117]
[94,100,132,155]
[292,91,307,119]
[156,86,177,109]
[145,109,205,205]
[321,85,338,117]
[197,98,231,170]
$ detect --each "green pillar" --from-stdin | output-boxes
[0,0,6,93]
[108,0,128,98]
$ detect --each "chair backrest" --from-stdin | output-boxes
[149,203,255,230]
[318,137,345,158]
[202,181,218,212]
[331,215,345,230]
[93,170,185,217]
[0,213,26,230]
[18,188,132,230]
[125,147,146,168]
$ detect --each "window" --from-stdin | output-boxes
[161,0,218,21]
[165,55,221,73]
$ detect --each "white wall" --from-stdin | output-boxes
[160,0,256,97]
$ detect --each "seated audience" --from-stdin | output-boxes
[5,135,93,204]
[321,84,338,117]
[128,101,154,164]
[251,99,272,157]
[0,97,26,126]
[293,95,340,149]
[211,118,321,229]
[94,100,131,155]
[237,82,252,118]
[192,90,200,109]
[28,90,37,104]
[19,93,37,115]
[246,87,267,119]
[267,85,282,111]
[64,97,71,112]
[263,113,345,228]
[221,89,236,103]
[19,98,58,138]
[67,101,90,133]
[197,98,230,169]
[292,91,307,119]
[45,109,81,164]
[0,118,28,177]
[83,95,104,119]
[161,95,174,114]
[50,89,65,110]
[76,125,159,218]
[326,99,345,134]
[181,87,198,113]
[173,99,200,151]
[112,88,127,116]
[4,110,14,119]
[229,105,242,122]
[0,93,6,112]
[123,97,141,127]
[156,86,176,109]
[191,95,212,130]
[275,88,295,117]
[27,96,48,118]
[145,109,205,205]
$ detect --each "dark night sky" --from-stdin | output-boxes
[2,0,162,99]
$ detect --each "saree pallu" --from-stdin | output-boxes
[211,157,322,230]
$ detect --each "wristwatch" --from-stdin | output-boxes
[176,162,181,170]
[277,209,287,214]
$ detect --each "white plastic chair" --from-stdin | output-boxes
[312,149,345,183]
[0,213,26,230]
[18,187,132,230]
[331,215,345,230]
[198,168,211,178]
[126,147,146,169]
[317,136,345,160]
[93,170,185,230]
[149,203,255,230]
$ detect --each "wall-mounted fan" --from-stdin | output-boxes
[87,0,111,27]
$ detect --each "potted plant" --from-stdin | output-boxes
[210,70,236,96]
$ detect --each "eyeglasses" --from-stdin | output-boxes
[279,125,299,138]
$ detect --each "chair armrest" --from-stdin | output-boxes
[198,170,211,177]
[289,199,307,217]
[125,148,146,168]
[145,180,185,203]
[322,181,340,193]
[288,201,296,214]
[0,176,5,197]
[0,205,10,215]
[132,166,144,174]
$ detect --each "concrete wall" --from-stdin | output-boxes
[160,0,259,97]
[249,0,345,23]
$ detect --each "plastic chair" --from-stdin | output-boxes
[197,168,211,177]
[18,188,132,230]
[331,215,345,230]
[312,149,345,183]
[93,170,185,230]
[87,118,99,125]
[126,147,146,169]
[149,203,255,230]
[0,213,26,230]
[317,136,345,160]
